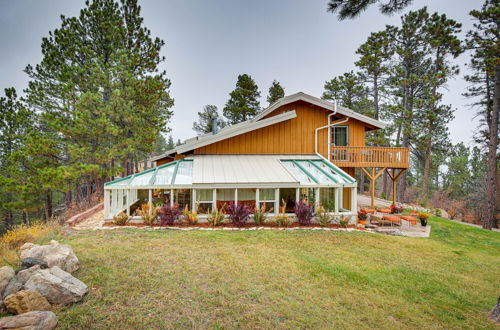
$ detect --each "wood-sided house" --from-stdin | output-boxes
[103,92,409,221]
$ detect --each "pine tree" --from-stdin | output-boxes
[0,88,34,229]
[267,80,285,105]
[192,105,226,134]
[152,134,168,156]
[176,139,182,146]
[322,71,373,114]
[166,135,175,150]
[416,11,462,197]
[464,0,499,229]
[223,74,261,124]
[23,0,174,201]
[327,0,413,20]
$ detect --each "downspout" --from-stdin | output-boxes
[327,101,338,161]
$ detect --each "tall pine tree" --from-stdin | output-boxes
[267,80,285,105]
[223,74,261,124]
[193,105,226,134]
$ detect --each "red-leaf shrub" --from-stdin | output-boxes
[227,202,252,227]
[358,209,368,220]
[294,201,313,225]
[390,204,403,214]
[158,204,181,226]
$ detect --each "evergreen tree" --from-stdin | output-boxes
[23,0,174,202]
[166,135,175,150]
[192,105,226,134]
[327,0,413,20]
[152,134,168,156]
[416,11,462,197]
[267,80,285,105]
[176,139,182,146]
[464,0,499,229]
[0,88,34,229]
[223,74,261,124]
[322,71,373,114]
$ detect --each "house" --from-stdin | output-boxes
[103,92,409,221]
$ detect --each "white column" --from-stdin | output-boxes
[351,187,357,212]
[170,189,174,207]
[104,190,110,219]
[126,189,130,216]
[234,189,238,206]
[275,188,279,215]
[148,189,152,215]
[192,189,196,212]
[295,188,300,204]
[256,188,260,209]
[334,187,339,213]
[315,188,320,210]
[213,188,217,211]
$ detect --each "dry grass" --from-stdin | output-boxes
[19,216,498,329]
[0,221,60,266]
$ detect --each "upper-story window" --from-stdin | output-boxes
[332,126,349,146]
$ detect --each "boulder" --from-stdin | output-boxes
[0,266,15,296]
[24,266,88,305]
[0,311,57,330]
[490,296,500,323]
[17,265,42,285]
[21,257,49,270]
[2,278,23,300]
[4,290,51,315]
[20,240,79,273]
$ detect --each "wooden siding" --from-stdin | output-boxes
[195,100,367,156]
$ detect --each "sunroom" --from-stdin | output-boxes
[103,155,357,222]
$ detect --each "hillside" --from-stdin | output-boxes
[3,216,498,329]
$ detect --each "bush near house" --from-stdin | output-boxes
[157,204,181,226]
[227,202,252,227]
[294,201,313,225]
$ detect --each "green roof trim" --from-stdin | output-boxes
[307,160,339,184]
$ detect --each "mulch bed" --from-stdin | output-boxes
[103,222,361,230]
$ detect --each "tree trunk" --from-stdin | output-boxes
[422,137,432,198]
[45,191,53,220]
[484,63,499,229]
[359,170,365,194]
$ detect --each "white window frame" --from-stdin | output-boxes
[332,125,349,146]
[256,188,278,214]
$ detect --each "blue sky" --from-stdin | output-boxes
[0,0,480,145]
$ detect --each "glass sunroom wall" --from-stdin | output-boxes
[320,188,336,212]
[174,189,192,211]
[152,189,172,206]
[216,189,235,211]
[299,188,316,207]
[279,188,296,213]
[196,189,213,214]
[238,189,256,209]
[129,189,149,216]
[258,188,276,213]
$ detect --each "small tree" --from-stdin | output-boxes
[192,105,225,134]
[267,80,285,105]
[223,74,261,124]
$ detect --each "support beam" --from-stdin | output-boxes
[104,190,110,219]
[361,167,386,209]
[385,168,406,205]
[148,189,152,215]
[126,189,130,216]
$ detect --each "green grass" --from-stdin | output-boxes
[4,217,500,329]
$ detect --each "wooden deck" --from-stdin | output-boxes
[330,146,410,169]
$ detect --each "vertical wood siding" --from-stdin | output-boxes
[194,100,367,155]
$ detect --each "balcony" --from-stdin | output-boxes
[330,146,410,169]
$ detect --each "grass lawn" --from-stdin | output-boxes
[5,217,500,329]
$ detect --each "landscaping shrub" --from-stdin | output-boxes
[135,203,159,226]
[227,202,252,227]
[390,204,403,214]
[158,204,181,226]
[182,205,199,225]
[207,208,226,226]
[253,203,271,225]
[294,200,313,225]
[357,209,368,222]
[316,206,332,227]
[338,216,350,228]
[0,222,59,249]
[113,212,129,226]
[272,199,291,227]
[434,208,442,217]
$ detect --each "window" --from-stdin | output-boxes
[238,189,256,209]
[196,189,213,214]
[320,188,336,212]
[279,188,296,213]
[216,189,235,211]
[258,188,276,213]
[332,126,348,146]
[174,189,191,211]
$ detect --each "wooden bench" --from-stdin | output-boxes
[401,215,418,226]
[382,214,401,226]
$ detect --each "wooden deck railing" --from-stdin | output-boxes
[330,146,410,169]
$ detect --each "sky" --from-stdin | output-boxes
[0,0,482,146]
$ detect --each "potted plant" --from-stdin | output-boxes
[417,211,430,227]
[357,209,368,225]
[390,204,403,214]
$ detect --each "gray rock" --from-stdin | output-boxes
[20,240,79,273]
[490,296,500,323]
[2,278,23,300]
[0,266,15,296]
[24,266,88,305]
[21,257,49,270]
[0,311,57,330]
